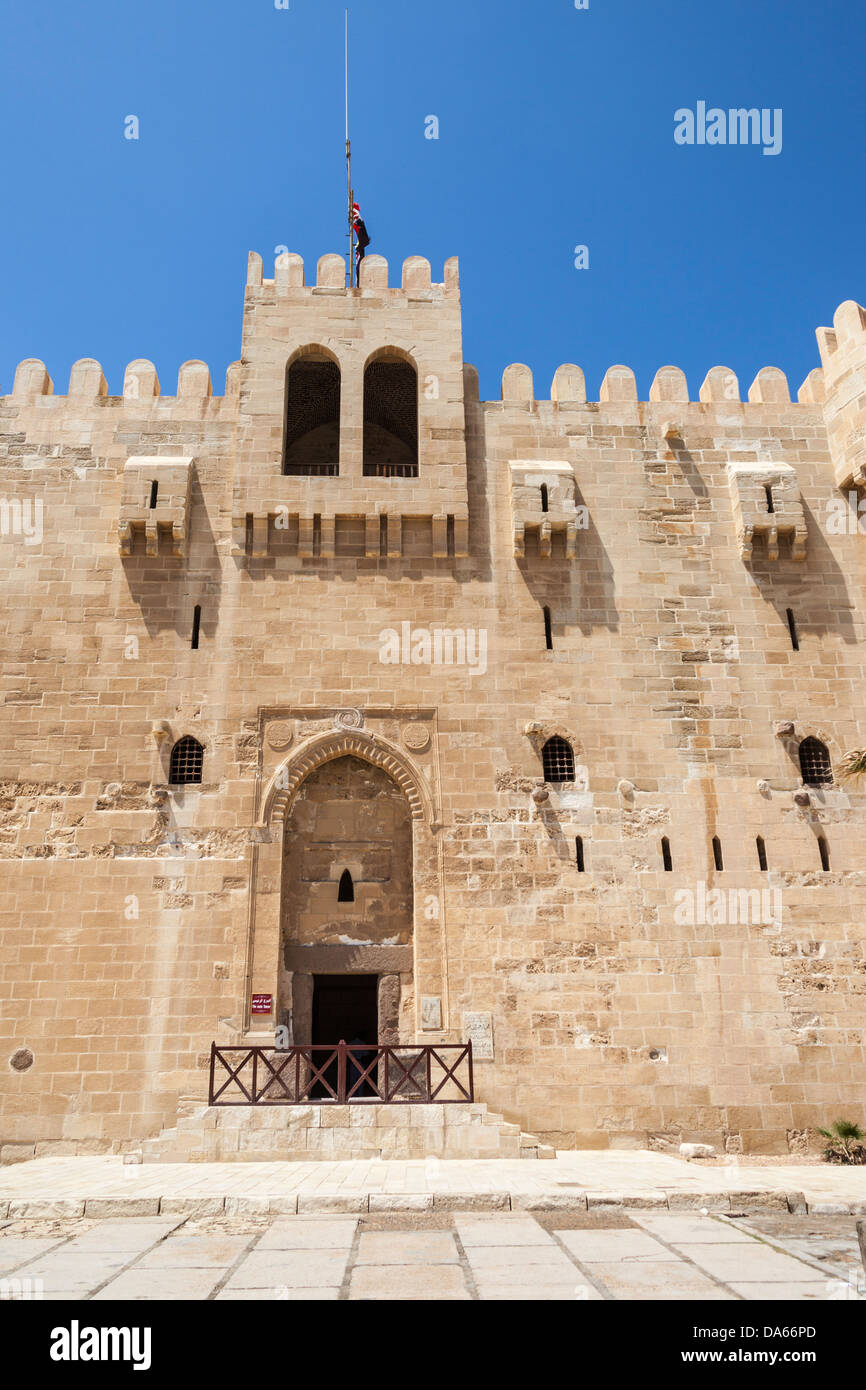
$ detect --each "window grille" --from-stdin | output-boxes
[169,736,204,786]
[541,736,575,783]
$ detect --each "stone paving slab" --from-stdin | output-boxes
[557,1228,672,1262]
[631,1213,757,1244]
[729,1281,840,1301]
[256,1218,359,1250]
[678,1242,831,1283]
[479,1284,605,1301]
[0,1237,68,1273]
[585,1258,734,1301]
[454,1215,556,1246]
[349,1264,470,1300]
[224,1250,350,1290]
[2,1208,863,1302]
[215,1287,341,1301]
[464,1243,578,1268]
[134,1235,251,1269]
[356,1232,458,1265]
[59,1220,185,1252]
[91,1269,225,1300]
[15,1253,130,1284]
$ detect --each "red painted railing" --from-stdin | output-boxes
[208,1040,474,1106]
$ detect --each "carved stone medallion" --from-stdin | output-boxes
[266,721,294,751]
[333,709,364,731]
[402,723,431,753]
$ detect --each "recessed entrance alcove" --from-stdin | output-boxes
[278,753,414,1046]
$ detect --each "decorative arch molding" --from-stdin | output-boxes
[362,342,420,373]
[793,725,839,755]
[262,729,433,825]
[285,341,343,371]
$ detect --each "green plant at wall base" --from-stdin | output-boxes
[818,1119,865,1164]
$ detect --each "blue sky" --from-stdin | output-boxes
[1,0,863,402]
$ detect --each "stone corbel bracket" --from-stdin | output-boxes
[726,461,807,563]
[509,460,580,559]
[118,456,193,557]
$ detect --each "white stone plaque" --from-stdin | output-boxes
[420,996,442,1030]
[463,1011,494,1060]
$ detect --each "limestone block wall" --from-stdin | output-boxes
[1,263,865,1158]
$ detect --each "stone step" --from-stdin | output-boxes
[141,1099,554,1164]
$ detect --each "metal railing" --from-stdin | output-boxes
[208,1040,474,1107]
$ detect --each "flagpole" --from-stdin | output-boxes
[345,9,355,287]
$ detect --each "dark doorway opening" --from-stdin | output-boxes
[311,974,379,1098]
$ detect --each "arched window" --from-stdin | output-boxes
[337,869,355,903]
[283,353,341,476]
[363,355,418,477]
[541,736,575,783]
[169,736,204,786]
[799,737,833,787]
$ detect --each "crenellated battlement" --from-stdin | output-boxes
[246,250,460,297]
[9,285,864,423]
[490,359,823,408]
[4,276,864,574]
[815,300,866,489]
[3,357,241,404]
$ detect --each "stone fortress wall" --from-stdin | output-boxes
[1,249,865,1159]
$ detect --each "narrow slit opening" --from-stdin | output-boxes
[543,605,553,651]
[575,837,585,872]
[661,837,672,872]
[149,480,158,509]
[191,605,202,650]
[764,484,775,514]
[540,484,549,513]
[818,836,830,872]
[756,836,768,871]
[712,836,724,872]
[786,608,799,651]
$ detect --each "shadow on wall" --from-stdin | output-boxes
[461,367,493,585]
[749,501,858,647]
[666,438,710,500]
[515,491,620,638]
[120,470,221,641]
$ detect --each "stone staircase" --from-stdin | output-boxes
[140,1100,556,1164]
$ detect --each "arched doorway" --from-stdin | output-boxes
[278,755,414,1048]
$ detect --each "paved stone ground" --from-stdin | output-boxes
[1,1151,865,1218]
[0,1210,863,1302]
